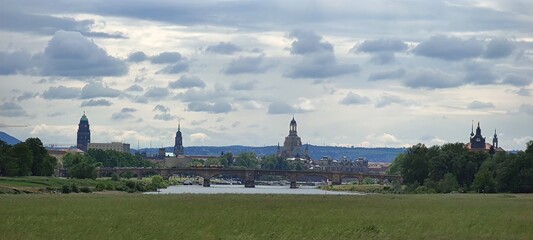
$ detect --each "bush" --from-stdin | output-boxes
[61,185,71,194]
[126,188,136,193]
[111,173,120,181]
[125,181,136,189]
[95,183,105,191]
[115,184,126,192]
[80,186,92,193]
[71,183,79,193]
[105,183,114,191]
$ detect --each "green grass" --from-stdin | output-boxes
[0,194,532,240]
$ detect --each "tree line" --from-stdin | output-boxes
[388,141,533,193]
[0,138,57,177]
[190,152,305,170]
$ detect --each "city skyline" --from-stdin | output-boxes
[1,1,532,150]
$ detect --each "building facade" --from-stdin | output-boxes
[174,122,184,156]
[76,113,90,152]
[88,142,131,153]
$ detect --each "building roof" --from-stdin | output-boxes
[80,113,89,122]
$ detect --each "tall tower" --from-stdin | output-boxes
[493,129,498,148]
[282,117,303,158]
[76,112,90,152]
[174,122,184,156]
[470,122,486,149]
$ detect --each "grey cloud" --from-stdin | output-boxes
[370,52,396,65]
[516,88,530,96]
[230,80,256,91]
[339,92,371,105]
[122,108,136,113]
[519,104,533,115]
[286,30,358,79]
[14,92,38,101]
[0,102,28,117]
[375,94,407,108]
[355,39,408,53]
[467,101,495,110]
[0,10,125,39]
[206,42,242,55]
[224,55,271,74]
[153,104,170,113]
[267,102,307,115]
[289,29,333,55]
[151,52,183,64]
[81,82,121,99]
[483,38,515,59]
[176,88,227,103]
[42,86,81,99]
[285,52,359,79]
[168,76,206,89]
[144,87,171,99]
[125,84,144,92]
[404,70,461,89]
[112,108,137,120]
[41,30,127,77]
[463,62,496,85]
[127,51,148,62]
[231,121,240,128]
[154,113,177,121]
[157,62,189,74]
[502,74,531,87]
[187,102,232,113]
[368,68,406,81]
[80,99,112,107]
[0,50,32,75]
[413,35,484,61]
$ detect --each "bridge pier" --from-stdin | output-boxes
[203,178,211,187]
[290,180,298,189]
[244,180,255,188]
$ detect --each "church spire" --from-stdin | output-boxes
[470,120,474,137]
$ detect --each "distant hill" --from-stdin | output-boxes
[137,145,406,163]
[0,131,22,145]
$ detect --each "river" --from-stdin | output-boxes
[145,185,364,195]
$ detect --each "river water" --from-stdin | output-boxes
[145,185,364,195]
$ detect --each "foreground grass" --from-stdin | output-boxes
[0,194,531,240]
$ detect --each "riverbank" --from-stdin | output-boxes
[0,193,531,239]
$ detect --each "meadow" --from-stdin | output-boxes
[0,193,531,240]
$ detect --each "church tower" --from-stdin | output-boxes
[174,122,184,156]
[470,122,486,149]
[76,112,90,152]
[493,129,498,148]
[282,117,303,158]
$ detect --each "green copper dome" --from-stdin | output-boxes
[80,113,89,122]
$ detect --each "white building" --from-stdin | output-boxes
[88,142,131,153]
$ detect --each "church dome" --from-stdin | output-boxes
[80,113,89,122]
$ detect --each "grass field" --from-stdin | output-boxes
[0,193,532,240]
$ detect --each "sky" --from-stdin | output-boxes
[0,0,532,150]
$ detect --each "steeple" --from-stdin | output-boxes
[475,122,482,136]
[470,120,474,137]
[493,129,498,148]
[174,121,184,156]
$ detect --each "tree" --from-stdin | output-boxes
[12,143,33,176]
[437,173,459,193]
[472,168,496,193]
[63,153,97,179]
[235,152,258,168]
[25,138,48,176]
[400,143,429,185]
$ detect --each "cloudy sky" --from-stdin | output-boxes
[0,0,532,150]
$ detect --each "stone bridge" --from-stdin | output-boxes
[95,167,402,189]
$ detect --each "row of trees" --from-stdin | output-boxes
[86,149,154,168]
[190,152,305,170]
[388,141,533,193]
[0,139,57,177]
